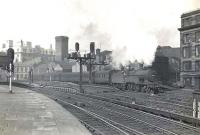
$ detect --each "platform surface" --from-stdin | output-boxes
[0,85,91,135]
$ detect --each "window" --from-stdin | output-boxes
[183,61,192,71]
[171,58,175,63]
[182,17,192,27]
[23,49,27,53]
[24,74,27,79]
[20,74,23,79]
[195,31,200,42]
[183,33,192,43]
[195,45,200,57]
[195,61,200,71]
[196,15,200,24]
[20,67,23,72]
[182,47,191,58]
[139,78,144,83]
[184,77,192,87]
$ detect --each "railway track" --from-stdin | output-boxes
[32,86,200,135]
[35,88,173,135]
[37,89,145,135]
[104,92,191,106]
[41,81,193,116]
[56,98,137,135]
[99,93,192,116]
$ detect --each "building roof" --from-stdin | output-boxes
[178,23,200,31]
[128,69,151,76]
[57,62,73,70]
[181,9,200,18]
[156,46,180,58]
[100,50,112,55]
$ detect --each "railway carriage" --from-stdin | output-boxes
[33,69,163,92]
[93,71,110,84]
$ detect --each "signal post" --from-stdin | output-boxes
[68,42,95,93]
[7,48,15,93]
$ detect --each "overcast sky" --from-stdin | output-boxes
[0,0,199,64]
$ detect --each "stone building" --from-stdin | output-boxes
[178,9,200,119]
[127,60,144,71]
[0,40,55,63]
[94,49,112,71]
[155,46,181,82]
[0,40,55,80]
[178,9,200,88]
[55,36,68,62]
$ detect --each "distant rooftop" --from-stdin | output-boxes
[101,50,112,55]
[156,46,180,58]
[181,8,200,18]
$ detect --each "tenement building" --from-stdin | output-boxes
[0,40,55,80]
[178,9,200,89]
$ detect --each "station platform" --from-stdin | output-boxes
[0,85,91,135]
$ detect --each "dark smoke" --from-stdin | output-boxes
[75,23,112,50]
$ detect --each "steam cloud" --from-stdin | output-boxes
[0,0,200,66]
[67,0,200,66]
[75,23,112,51]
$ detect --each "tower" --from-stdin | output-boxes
[55,36,68,62]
